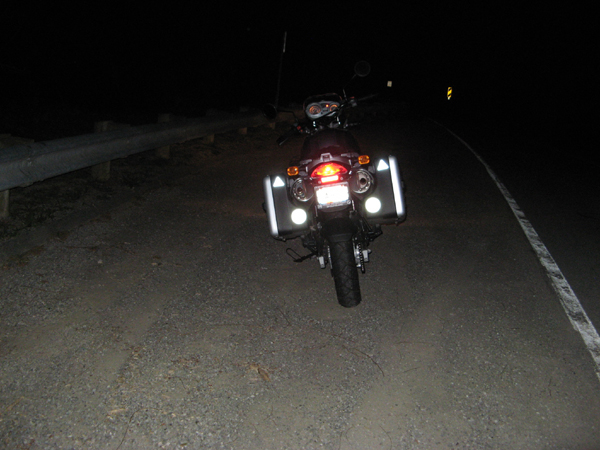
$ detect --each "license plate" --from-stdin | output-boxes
[315,183,350,206]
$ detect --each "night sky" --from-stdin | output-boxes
[1,3,594,148]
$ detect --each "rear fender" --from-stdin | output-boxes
[322,218,357,243]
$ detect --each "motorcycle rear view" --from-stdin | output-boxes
[263,62,406,307]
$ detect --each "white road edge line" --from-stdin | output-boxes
[434,120,600,382]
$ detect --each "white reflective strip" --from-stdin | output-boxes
[273,176,285,188]
[377,159,389,171]
[263,176,279,238]
[388,156,405,218]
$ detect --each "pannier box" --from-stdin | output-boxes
[364,155,406,224]
[263,174,309,240]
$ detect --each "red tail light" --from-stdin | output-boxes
[311,163,348,183]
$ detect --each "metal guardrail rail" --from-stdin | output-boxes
[0,110,272,192]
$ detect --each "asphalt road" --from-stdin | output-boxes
[1,116,599,449]
[434,112,600,338]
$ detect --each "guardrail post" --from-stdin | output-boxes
[92,121,131,180]
[92,121,113,181]
[156,114,172,159]
[238,107,249,135]
[0,190,8,219]
[0,134,35,218]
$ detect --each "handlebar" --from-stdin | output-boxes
[275,93,378,146]
[354,93,379,103]
[277,123,304,146]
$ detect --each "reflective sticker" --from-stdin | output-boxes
[447,86,452,100]
[365,197,382,213]
[291,208,307,225]
[377,159,389,171]
[273,176,285,188]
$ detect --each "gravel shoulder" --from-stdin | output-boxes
[2,119,600,449]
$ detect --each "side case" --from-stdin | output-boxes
[263,174,309,240]
[365,155,406,224]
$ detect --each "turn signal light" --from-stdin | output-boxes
[358,155,370,165]
[287,166,299,176]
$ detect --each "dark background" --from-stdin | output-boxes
[2,3,599,339]
[1,2,594,153]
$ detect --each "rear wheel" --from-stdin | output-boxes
[329,240,361,307]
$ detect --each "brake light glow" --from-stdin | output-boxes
[311,163,348,183]
[320,175,339,183]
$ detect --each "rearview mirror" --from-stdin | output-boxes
[262,104,278,120]
[354,61,371,78]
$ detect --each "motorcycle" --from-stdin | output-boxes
[263,62,406,307]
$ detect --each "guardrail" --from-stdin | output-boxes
[0,110,277,218]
